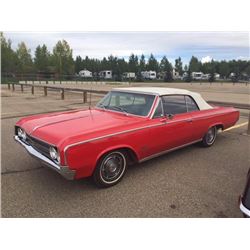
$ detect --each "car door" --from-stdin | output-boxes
[146,95,194,156]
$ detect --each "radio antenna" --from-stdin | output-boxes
[89,81,92,110]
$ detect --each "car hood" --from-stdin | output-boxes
[17,108,145,146]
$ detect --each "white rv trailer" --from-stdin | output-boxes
[214,73,220,79]
[202,73,220,80]
[192,72,203,80]
[141,71,157,80]
[99,70,112,79]
[123,72,136,79]
[79,69,93,78]
[172,69,181,80]
[202,74,210,80]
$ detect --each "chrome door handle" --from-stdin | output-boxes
[186,119,193,123]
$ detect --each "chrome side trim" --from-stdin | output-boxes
[63,122,166,164]
[14,136,75,180]
[63,118,196,165]
[240,199,250,217]
[139,139,202,163]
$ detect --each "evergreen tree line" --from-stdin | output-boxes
[1,33,250,81]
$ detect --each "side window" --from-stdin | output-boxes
[162,95,187,115]
[185,96,199,112]
[153,99,163,118]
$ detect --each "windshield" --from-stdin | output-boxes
[96,91,155,117]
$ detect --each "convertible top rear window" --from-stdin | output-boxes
[97,91,155,117]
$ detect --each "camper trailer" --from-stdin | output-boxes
[79,69,92,78]
[173,69,181,80]
[214,73,220,80]
[141,71,157,80]
[99,70,112,79]
[192,72,203,80]
[123,72,136,79]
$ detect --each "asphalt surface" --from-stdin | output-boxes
[1,85,250,217]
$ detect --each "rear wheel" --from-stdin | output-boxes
[201,126,217,147]
[93,150,127,188]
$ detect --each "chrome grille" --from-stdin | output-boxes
[26,135,51,159]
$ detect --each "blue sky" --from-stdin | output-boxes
[4,32,249,65]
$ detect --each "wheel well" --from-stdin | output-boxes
[97,147,139,167]
[121,148,138,165]
[215,124,224,131]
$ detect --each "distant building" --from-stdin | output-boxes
[141,71,157,80]
[123,72,136,79]
[79,69,92,78]
[99,70,112,79]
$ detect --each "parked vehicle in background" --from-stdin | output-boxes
[79,69,92,78]
[172,69,181,80]
[123,72,136,80]
[214,73,220,80]
[239,168,250,217]
[192,72,203,80]
[14,87,239,188]
[141,71,157,80]
[99,70,112,79]
[202,74,210,80]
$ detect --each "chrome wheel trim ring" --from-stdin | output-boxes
[99,151,126,184]
[206,127,216,145]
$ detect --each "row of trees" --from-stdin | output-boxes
[1,33,250,81]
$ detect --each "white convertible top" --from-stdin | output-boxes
[113,87,213,110]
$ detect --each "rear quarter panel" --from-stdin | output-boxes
[191,106,239,140]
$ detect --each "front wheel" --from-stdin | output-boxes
[93,150,127,188]
[201,126,217,147]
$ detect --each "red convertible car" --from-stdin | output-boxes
[14,87,239,187]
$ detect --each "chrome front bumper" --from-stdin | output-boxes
[239,196,250,217]
[14,135,75,180]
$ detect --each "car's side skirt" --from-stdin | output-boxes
[139,139,202,163]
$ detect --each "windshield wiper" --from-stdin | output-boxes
[98,103,107,110]
[111,106,129,115]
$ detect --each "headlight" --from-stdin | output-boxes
[49,147,60,163]
[17,128,23,138]
[22,130,27,141]
[17,128,27,141]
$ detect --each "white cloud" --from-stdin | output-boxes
[201,56,213,63]
[4,32,249,63]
